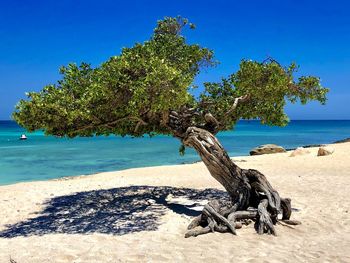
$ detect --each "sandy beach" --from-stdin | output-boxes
[0,142,349,262]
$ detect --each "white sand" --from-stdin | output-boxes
[0,143,350,262]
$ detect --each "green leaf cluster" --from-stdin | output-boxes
[13,17,328,138]
[14,17,214,137]
[200,60,328,129]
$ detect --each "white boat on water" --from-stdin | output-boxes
[19,134,27,140]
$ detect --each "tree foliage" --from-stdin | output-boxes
[200,60,328,129]
[13,16,328,138]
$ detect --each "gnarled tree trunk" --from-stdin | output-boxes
[182,126,299,237]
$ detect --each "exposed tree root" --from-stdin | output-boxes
[255,199,276,235]
[185,168,300,238]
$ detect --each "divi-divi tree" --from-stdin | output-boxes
[14,17,329,237]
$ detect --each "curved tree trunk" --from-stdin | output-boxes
[182,127,300,237]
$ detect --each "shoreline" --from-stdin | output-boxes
[1,136,349,187]
[285,137,350,151]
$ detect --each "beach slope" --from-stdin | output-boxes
[1,143,349,262]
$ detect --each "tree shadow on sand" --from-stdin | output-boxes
[0,186,228,238]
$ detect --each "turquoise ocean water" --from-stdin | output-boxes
[0,120,349,185]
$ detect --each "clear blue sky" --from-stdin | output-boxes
[1,0,349,120]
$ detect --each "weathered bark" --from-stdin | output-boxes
[182,127,251,209]
[182,127,300,237]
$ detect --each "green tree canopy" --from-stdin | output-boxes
[13,16,328,138]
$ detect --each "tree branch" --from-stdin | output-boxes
[204,112,219,127]
[262,56,282,67]
[73,116,147,134]
[134,119,148,133]
[225,95,250,116]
